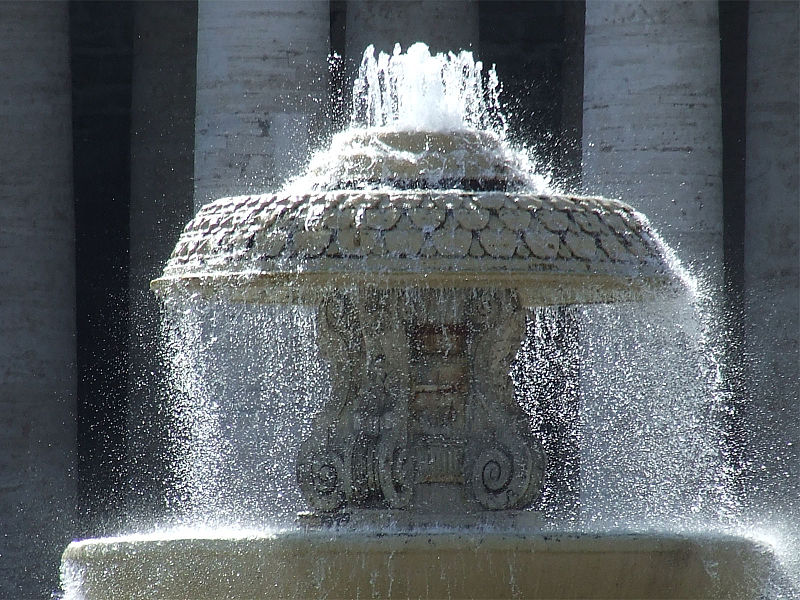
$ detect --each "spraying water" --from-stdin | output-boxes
[351,43,505,133]
[290,43,549,192]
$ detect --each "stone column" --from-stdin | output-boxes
[0,2,76,596]
[345,1,479,62]
[743,1,799,525]
[582,0,723,284]
[194,1,330,209]
[127,0,198,518]
[580,1,724,522]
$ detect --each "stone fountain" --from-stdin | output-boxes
[61,45,778,599]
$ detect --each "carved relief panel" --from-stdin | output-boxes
[297,288,545,517]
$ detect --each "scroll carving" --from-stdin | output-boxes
[297,288,546,517]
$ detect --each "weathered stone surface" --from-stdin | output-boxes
[564,232,597,260]
[433,194,462,211]
[293,229,332,257]
[468,238,485,257]
[599,234,629,261]
[156,188,676,306]
[524,229,560,259]
[454,202,490,230]
[193,1,328,208]
[254,230,287,257]
[602,212,631,235]
[61,532,779,600]
[419,240,437,257]
[336,229,361,255]
[538,209,570,232]
[385,229,424,256]
[516,195,544,210]
[549,196,575,211]
[624,235,651,259]
[299,289,545,516]
[480,228,518,258]
[499,207,532,231]
[432,225,472,258]
[474,192,507,210]
[409,207,445,230]
[573,211,603,234]
[363,206,399,230]
[323,207,356,229]
[360,229,383,255]
[582,0,724,282]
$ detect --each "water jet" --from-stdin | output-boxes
[62,43,781,599]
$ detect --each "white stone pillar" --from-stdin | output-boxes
[582,0,724,285]
[127,0,198,517]
[743,1,799,524]
[194,0,330,209]
[0,2,76,596]
[345,0,479,62]
[579,1,725,523]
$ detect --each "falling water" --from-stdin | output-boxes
[161,295,327,527]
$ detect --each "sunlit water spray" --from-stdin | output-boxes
[351,42,505,132]
[162,297,326,527]
[289,43,549,193]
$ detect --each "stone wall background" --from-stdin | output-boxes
[0,2,76,597]
[0,1,797,596]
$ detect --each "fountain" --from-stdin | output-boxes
[62,44,781,598]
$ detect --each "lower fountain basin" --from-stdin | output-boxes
[62,530,775,599]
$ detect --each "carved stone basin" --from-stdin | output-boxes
[151,189,673,307]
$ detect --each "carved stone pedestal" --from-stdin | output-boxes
[297,287,546,518]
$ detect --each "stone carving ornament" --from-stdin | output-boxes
[297,287,545,515]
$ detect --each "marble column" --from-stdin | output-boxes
[194,0,330,209]
[0,2,76,596]
[580,1,725,523]
[582,0,723,285]
[743,0,800,526]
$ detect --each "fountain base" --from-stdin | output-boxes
[62,531,775,599]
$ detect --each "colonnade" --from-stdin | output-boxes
[0,1,796,595]
[194,1,330,209]
[580,0,798,524]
